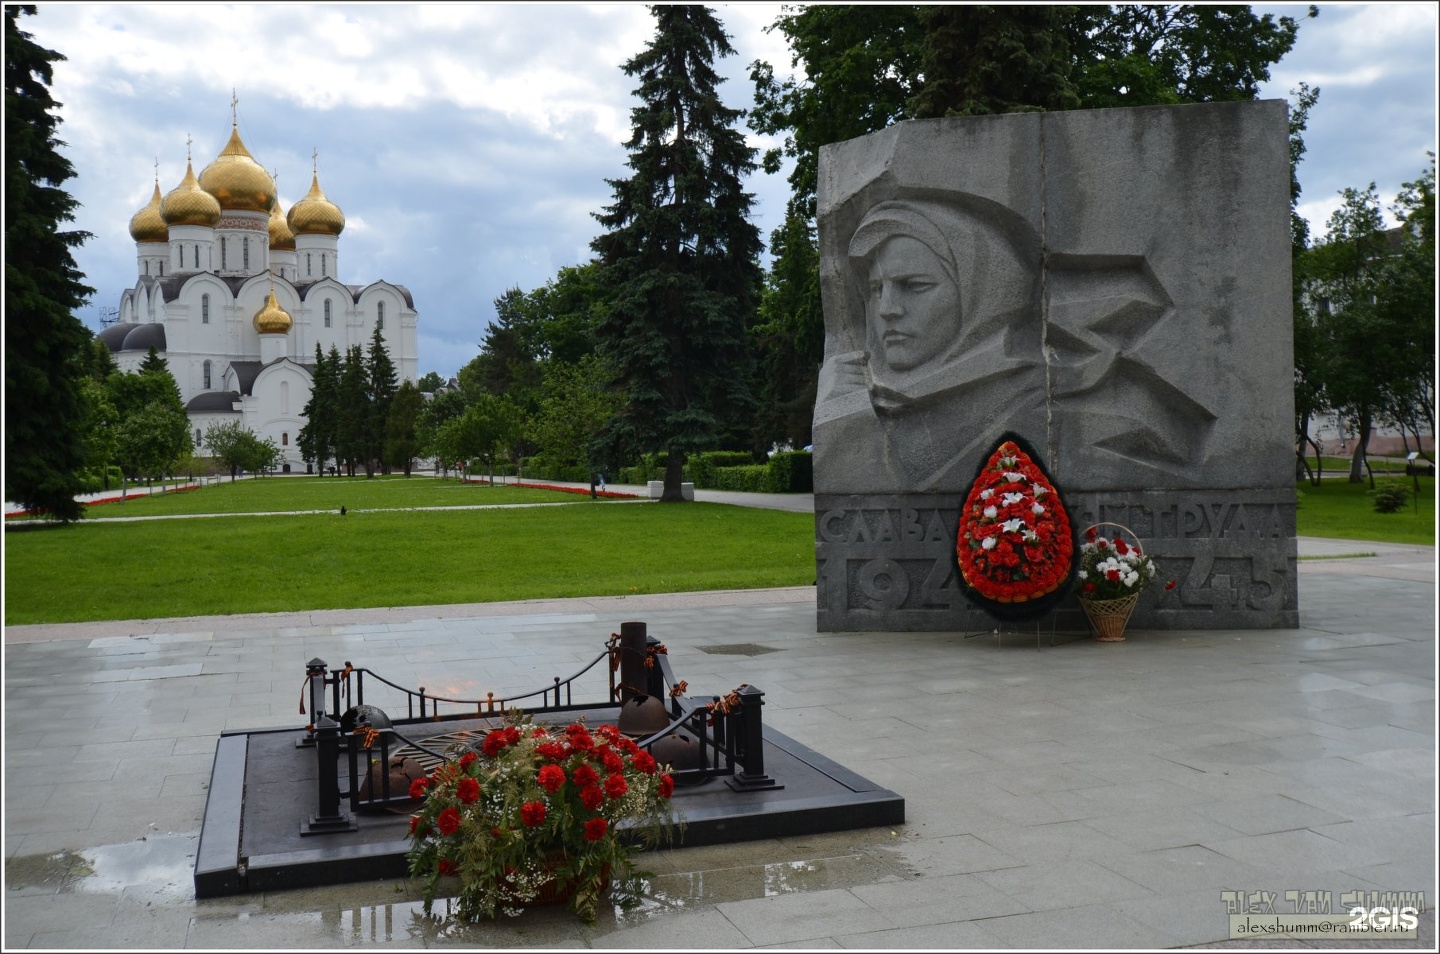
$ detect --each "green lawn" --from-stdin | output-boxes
[1296,476,1435,545]
[6,475,1432,626]
[4,494,814,625]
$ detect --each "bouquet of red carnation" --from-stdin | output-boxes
[407,711,681,923]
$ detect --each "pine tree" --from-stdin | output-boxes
[590,5,762,501]
[5,5,95,521]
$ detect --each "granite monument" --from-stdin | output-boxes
[814,101,1297,632]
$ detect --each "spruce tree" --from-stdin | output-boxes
[365,326,398,474]
[335,345,368,476]
[590,4,762,501]
[298,344,339,474]
[5,5,95,521]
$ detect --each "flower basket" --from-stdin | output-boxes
[1074,522,1175,642]
[1078,591,1140,641]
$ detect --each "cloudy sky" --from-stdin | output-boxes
[21,3,1437,380]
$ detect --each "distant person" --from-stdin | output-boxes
[598,472,607,490]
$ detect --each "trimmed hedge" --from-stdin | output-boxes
[618,450,813,493]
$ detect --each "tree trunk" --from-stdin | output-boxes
[661,452,688,502]
[1349,413,1373,483]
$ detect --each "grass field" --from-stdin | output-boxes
[1296,476,1435,545]
[4,485,813,625]
[5,474,1432,626]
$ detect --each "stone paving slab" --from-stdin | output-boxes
[3,567,1434,950]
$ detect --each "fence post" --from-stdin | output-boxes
[724,684,783,791]
[301,712,358,834]
[297,658,329,749]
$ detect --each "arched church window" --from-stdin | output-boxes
[196,428,202,446]
[221,237,227,270]
[144,261,149,276]
[203,360,211,389]
[282,432,289,446]
[306,253,312,277]
[179,246,185,269]
[202,293,210,324]
[377,301,385,330]
[324,299,332,328]
[159,260,164,276]
[321,254,327,278]
[243,237,250,271]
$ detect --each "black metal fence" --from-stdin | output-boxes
[298,621,778,835]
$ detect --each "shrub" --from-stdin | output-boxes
[1368,482,1410,513]
[713,464,771,493]
[767,451,813,493]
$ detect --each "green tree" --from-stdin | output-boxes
[417,370,446,393]
[115,401,191,489]
[205,420,281,480]
[366,326,398,475]
[416,387,469,475]
[78,377,118,489]
[442,393,520,480]
[5,5,95,522]
[533,356,622,471]
[591,4,763,501]
[298,344,339,475]
[335,345,369,476]
[384,380,425,476]
[1374,157,1436,456]
[1302,184,1394,483]
[1067,5,1310,109]
[908,4,1081,119]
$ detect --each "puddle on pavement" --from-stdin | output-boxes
[11,831,915,944]
[5,833,196,902]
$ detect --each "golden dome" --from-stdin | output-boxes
[199,125,276,212]
[129,181,168,243]
[268,198,295,250]
[287,171,345,236]
[252,287,292,334]
[161,159,222,227]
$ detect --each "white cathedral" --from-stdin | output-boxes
[103,116,419,474]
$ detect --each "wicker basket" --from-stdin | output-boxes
[1078,591,1140,642]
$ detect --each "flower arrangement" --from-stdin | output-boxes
[1074,525,1176,601]
[956,437,1075,616]
[406,711,680,923]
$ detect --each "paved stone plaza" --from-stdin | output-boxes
[3,537,1434,949]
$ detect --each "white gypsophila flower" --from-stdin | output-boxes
[981,537,997,550]
[983,505,998,519]
[1078,570,1088,579]
[1146,560,1156,574]
[1002,518,1025,533]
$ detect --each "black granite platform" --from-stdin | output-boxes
[194,711,906,899]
